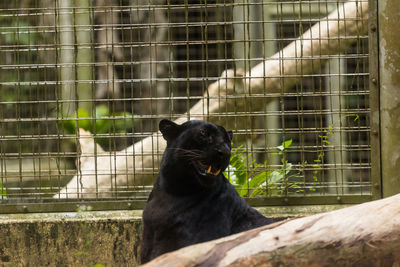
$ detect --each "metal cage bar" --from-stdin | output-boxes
[0,0,374,213]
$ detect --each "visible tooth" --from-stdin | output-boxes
[214,169,221,176]
[207,165,212,174]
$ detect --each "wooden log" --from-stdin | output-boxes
[142,193,400,267]
[55,1,368,198]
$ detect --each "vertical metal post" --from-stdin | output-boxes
[57,0,76,117]
[74,0,93,113]
[369,0,381,199]
[325,58,348,195]
[233,0,279,165]
[233,0,252,72]
[378,0,400,197]
[262,0,280,167]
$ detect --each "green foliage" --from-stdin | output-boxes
[59,105,138,148]
[0,20,41,100]
[312,114,360,182]
[1,21,40,45]
[229,114,360,197]
[0,183,6,198]
[61,105,137,134]
[224,140,304,197]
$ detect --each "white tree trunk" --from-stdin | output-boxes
[55,1,368,198]
[142,193,400,267]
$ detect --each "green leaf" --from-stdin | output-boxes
[249,186,268,197]
[268,170,284,184]
[277,139,292,151]
[346,113,359,122]
[248,172,267,190]
[60,108,92,133]
[322,140,331,145]
[95,105,109,118]
[0,184,6,197]
[109,113,132,133]
[284,162,293,174]
[93,106,109,133]
[59,118,76,134]
[76,108,91,131]
[95,119,109,134]
[282,139,292,149]
[229,151,248,186]
[225,146,252,196]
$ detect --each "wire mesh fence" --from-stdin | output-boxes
[0,0,372,211]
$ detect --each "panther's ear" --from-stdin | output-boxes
[227,130,233,142]
[159,119,181,142]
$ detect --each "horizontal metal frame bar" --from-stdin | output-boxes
[0,195,372,214]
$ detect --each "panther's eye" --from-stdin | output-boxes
[199,129,207,137]
[199,129,213,143]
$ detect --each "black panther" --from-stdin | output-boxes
[140,119,274,263]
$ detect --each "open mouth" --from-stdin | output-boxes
[195,160,221,177]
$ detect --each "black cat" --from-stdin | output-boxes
[140,119,274,263]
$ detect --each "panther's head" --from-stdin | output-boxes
[159,119,233,187]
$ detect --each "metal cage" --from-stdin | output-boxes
[0,0,374,213]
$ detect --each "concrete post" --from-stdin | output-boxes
[74,0,93,113]
[378,0,400,197]
[57,0,76,116]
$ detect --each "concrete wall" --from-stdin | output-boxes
[0,211,143,266]
[0,205,348,266]
[378,0,400,197]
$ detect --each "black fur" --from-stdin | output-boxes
[140,120,274,263]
